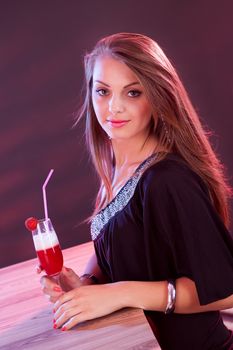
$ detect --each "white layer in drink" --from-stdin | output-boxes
[33,230,59,251]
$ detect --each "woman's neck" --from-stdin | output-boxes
[109,134,161,200]
[111,134,159,171]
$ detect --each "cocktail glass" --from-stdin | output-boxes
[31,218,63,276]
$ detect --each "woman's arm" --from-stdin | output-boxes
[119,277,233,313]
[52,276,233,330]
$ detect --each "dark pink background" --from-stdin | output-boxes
[1,0,232,267]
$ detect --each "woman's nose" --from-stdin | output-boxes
[108,96,124,114]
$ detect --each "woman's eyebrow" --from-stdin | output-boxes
[93,80,140,88]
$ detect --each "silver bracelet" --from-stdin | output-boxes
[165,279,176,314]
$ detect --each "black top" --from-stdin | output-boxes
[91,153,233,349]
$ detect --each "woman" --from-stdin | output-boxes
[40,33,233,349]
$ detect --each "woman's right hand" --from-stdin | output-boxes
[38,266,82,303]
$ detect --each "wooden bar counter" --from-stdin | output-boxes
[0,242,159,349]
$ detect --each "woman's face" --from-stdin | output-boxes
[91,56,154,141]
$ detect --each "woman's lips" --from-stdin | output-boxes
[107,120,130,128]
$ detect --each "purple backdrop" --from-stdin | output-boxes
[0,0,232,267]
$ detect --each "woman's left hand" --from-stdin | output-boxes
[53,283,125,330]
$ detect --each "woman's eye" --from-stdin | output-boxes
[96,89,108,96]
[128,90,141,97]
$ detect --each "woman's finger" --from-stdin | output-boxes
[42,287,64,304]
[53,289,75,313]
[54,304,82,329]
[44,293,60,303]
[40,275,58,288]
[58,312,87,331]
[45,284,62,294]
[49,293,64,304]
[40,275,64,297]
[54,297,77,321]
[42,284,63,295]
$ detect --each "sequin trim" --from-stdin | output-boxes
[90,154,157,240]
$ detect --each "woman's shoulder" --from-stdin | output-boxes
[141,152,195,181]
[139,153,208,196]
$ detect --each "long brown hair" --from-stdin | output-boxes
[75,32,232,228]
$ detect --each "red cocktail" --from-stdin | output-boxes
[26,217,63,276]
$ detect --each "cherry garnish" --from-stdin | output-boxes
[25,217,38,231]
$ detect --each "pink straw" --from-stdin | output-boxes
[42,169,54,220]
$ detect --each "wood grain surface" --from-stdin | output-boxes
[0,242,159,349]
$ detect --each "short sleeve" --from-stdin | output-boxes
[140,159,233,305]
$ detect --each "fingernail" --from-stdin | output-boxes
[53,323,57,329]
[62,326,67,331]
[53,286,62,292]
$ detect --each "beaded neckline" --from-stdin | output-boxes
[90,153,157,240]
[105,153,157,210]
